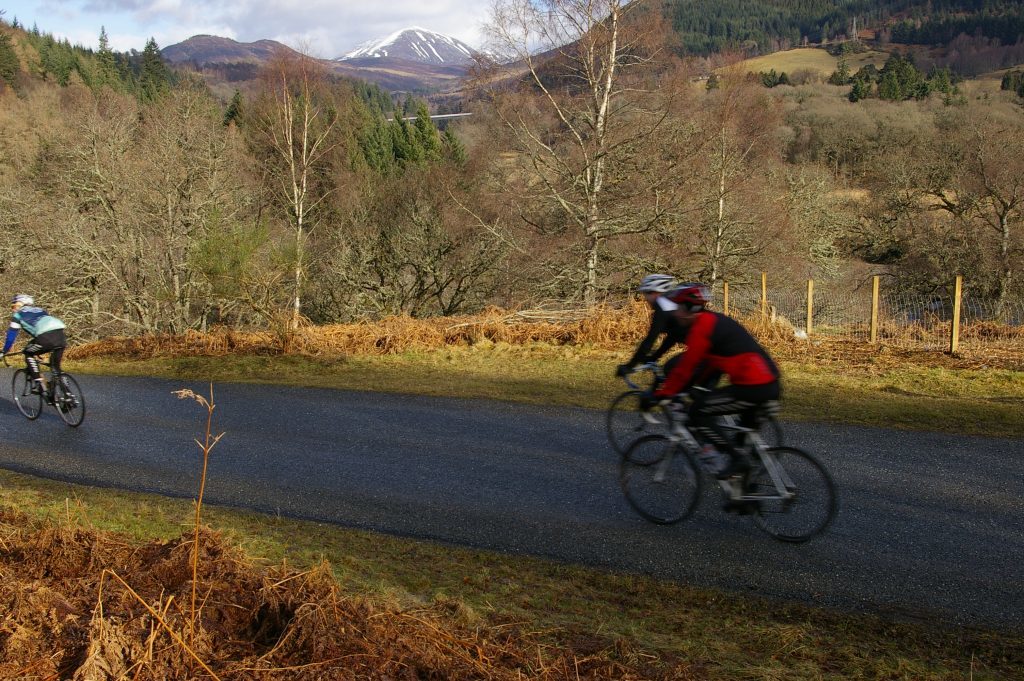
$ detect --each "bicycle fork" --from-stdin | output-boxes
[737,447,796,502]
[652,424,700,484]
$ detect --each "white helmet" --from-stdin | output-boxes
[636,274,676,294]
[11,294,33,306]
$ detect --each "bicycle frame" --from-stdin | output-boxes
[658,400,793,503]
[721,422,796,503]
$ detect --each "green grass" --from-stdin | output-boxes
[1,469,1020,680]
[66,343,1024,437]
[720,47,889,78]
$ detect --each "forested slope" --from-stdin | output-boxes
[666,0,1024,55]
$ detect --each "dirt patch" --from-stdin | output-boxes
[0,509,675,680]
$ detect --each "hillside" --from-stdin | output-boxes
[718,46,890,79]
[161,34,293,64]
[666,0,1024,57]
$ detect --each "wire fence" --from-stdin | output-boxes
[711,278,1024,355]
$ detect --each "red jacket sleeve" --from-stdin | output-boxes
[656,312,714,396]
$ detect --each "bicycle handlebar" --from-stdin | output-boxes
[2,350,29,368]
[622,361,664,390]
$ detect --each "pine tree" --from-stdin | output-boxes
[413,103,441,161]
[223,89,243,127]
[0,33,19,89]
[929,67,954,95]
[401,95,417,116]
[95,26,119,90]
[1000,69,1024,97]
[139,37,170,101]
[391,116,423,165]
[849,77,872,102]
[828,56,851,85]
[39,37,77,86]
[877,69,903,100]
[442,128,467,165]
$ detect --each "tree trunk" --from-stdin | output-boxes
[584,227,599,307]
[293,224,304,329]
[997,213,1012,321]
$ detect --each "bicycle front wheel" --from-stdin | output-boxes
[11,369,42,420]
[620,435,702,524]
[53,373,85,427]
[606,390,667,455]
[750,446,836,543]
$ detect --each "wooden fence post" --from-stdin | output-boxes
[760,272,767,316]
[950,275,963,354]
[870,275,880,344]
[723,282,730,315]
[806,279,814,336]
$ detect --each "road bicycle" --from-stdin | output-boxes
[606,363,783,455]
[620,400,835,543]
[4,351,86,427]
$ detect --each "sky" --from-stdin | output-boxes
[0,1,493,59]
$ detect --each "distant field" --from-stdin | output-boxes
[721,46,889,78]
[976,63,1024,80]
[966,63,1024,96]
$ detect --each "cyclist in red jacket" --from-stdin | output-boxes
[649,283,781,480]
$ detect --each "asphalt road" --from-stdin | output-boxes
[1,373,1021,632]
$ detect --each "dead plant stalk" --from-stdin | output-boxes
[173,383,225,644]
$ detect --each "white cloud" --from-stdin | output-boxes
[8,0,493,56]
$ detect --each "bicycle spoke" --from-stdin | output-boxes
[620,435,702,524]
[11,369,42,420]
[750,447,836,542]
[53,373,86,427]
[606,391,667,456]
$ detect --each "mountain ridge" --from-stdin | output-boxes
[161,32,477,94]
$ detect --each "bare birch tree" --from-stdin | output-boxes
[691,72,781,293]
[481,0,689,305]
[252,50,340,328]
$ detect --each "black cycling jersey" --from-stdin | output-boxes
[628,297,688,367]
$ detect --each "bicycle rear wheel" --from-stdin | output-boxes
[606,390,667,456]
[53,373,85,427]
[750,446,836,543]
[620,435,702,524]
[11,369,42,420]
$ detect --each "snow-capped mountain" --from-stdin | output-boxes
[338,27,478,66]
[162,29,481,95]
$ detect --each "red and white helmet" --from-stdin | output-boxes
[666,283,709,311]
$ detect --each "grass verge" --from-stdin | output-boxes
[1,469,1020,680]
[66,342,1024,437]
